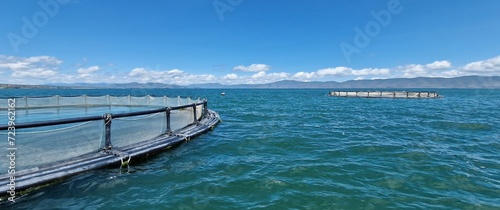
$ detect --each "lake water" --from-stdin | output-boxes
[1,88,499,209]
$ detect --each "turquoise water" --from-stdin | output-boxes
[1,89,499,209]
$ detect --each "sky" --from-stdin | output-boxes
[0,0,499,85]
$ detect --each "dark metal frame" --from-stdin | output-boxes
[0,98,218,198]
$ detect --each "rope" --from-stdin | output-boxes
[106,149,131,167]
[175,133,191,141]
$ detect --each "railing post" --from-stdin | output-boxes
[103,113,113,150]
[192,104,199,125]
[166,107,173,135]
[203,100,208,118]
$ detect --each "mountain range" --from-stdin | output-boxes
[2,76,500,89]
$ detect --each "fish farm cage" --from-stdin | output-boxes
[0,95,220,198]
[329,90,440,98]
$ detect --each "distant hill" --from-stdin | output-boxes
[2,76,500,89]
[187,76,500,89]
[0,84,69,89]
[336,76,500,89]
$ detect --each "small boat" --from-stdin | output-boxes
[221,92,225,96]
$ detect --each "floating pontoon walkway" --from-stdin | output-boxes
[329,91,439,98]
[0,95,220,199]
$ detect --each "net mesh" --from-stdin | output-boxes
[170,108,195,131]
[196,104,204,121]
[85,95,109,106]
[0,95,204,109]
[59,96,85,106]
[0,95,206,175]
[0,121,103,172]
[27,96,58,107]
[329,91,439,98]
[149,96,167,107]
[110,96,130,105]
[112,112,166,148]
[130,96,149,106]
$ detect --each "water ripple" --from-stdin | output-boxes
[3,89,500,209]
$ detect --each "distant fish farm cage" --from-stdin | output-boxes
[329,91,440,98]
[0,95,220,198]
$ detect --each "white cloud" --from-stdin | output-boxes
[394,56,500,78]
[251,71,267,79]
[0,61,30,69]
[317,67,352,76]
[24,56,63,65]
[219,71,289,85]
[233,64,271,72]
[293,71,316,80]
[129,67,147,76]
[396,60,454,78]
[352,68,390,76]
[11,68,58,78]
[77,66,101,78]
[426,60,452,70]
[0,55,62,79]
[127,68,217,85]
[441,70,460,77]
[129,68,185,79]
[77,66,100,74]
[223,73,238,80]
[247,71,288,81]
[293,67,390,80]
[2,54,500,85]
[463,55,500,72]
[397,64,427,77]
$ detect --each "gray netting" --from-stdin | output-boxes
[0,95,203,109]
[196,104,204,121]
[330,91,438,98]
[170,107,196,131]
[84,95,109,106]
[0,95,206,175]
[149,96,167,107]
[110,96,131,105]
[26,96,57,107]
[112,112,167,148]
[129,96,149,106]
[59,96,86,106]
[0,121,104,172]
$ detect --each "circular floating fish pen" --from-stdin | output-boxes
[329,90,440,98]
[0,95,220,198]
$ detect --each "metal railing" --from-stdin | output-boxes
[0,96,208,151]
